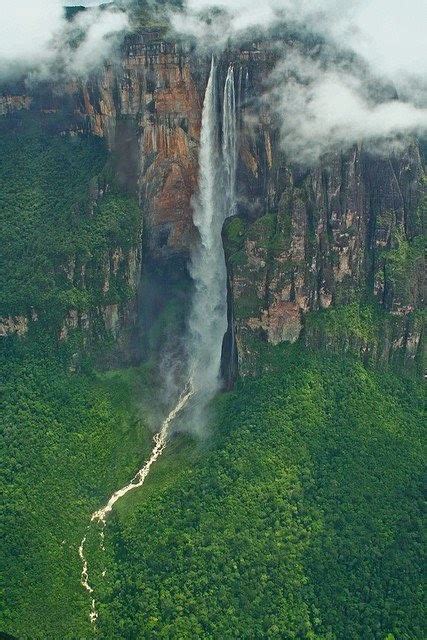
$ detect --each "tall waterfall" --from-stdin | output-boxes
[187,58,237,414]
[221,64,238,386]
[223,65,237,217]
[79,57,238,624]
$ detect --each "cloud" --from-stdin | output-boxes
[0,0,129,81]
[172,0,427,162]
[61,7,130,77]
[170,0,359,49]
[173,0,427,78]
[342,0,427,81]
[171,0,276,43]
[3,1,425,159]
[270,50,427,164]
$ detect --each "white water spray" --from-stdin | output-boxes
[187,58,237,412]
[78,57,238,625]
[188,57,225,404]
[223,65,237,217]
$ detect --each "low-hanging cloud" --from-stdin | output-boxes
[171,0,355,43]
[3,1,425,157]
[270,49,427,164]
[172,0,427,163]
[0,0,130,81]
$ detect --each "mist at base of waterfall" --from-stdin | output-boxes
[179,59,237,436]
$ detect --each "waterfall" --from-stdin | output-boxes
[187,58,238,412]
[78,57,238,624]
[221,64,238,386]
[187,57,226,406]
[222,65,237,217]
[91,383,194,525]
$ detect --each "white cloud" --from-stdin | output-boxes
[63,7,129,77]
[0,1,62,73]
[175,0,427,79]
[270,51,427,164]
[0,0,129,80]
[345,0,427,80]
[173,0,427,162]
[3,0,426,160]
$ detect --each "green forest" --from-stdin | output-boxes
[98,346,425,640]
[1,344,424,639]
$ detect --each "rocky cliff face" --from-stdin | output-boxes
[1,31,424,374]
[57,240,143,367]
[226,125,424,374]
[78,34,204,261]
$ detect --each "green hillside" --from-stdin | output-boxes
[98,345,424,640]
[2,344,423,639]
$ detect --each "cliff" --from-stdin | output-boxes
[1,31,424,374]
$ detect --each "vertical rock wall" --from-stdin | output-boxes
[1,32,424,373]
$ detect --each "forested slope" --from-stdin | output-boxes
[99,346,424,640]
[2,344,424,639]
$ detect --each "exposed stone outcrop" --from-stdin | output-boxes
[0,316,29,337]
[0,94,32,116]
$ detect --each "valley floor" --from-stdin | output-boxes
[1,345,424,640]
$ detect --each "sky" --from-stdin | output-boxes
[345,0,426,79]
[172,0,427,81]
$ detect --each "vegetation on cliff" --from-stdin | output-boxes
[130,0,183,29]
[0,114,140,332]
[381,231,424,309]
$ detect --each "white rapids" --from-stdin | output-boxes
[78,381,194,624]
[78,535,98,624]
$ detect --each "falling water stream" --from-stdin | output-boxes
[223,65,237,216]
[79,57,237,625]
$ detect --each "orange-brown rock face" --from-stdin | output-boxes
[76,38,204,259]
[140,95,200,256]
